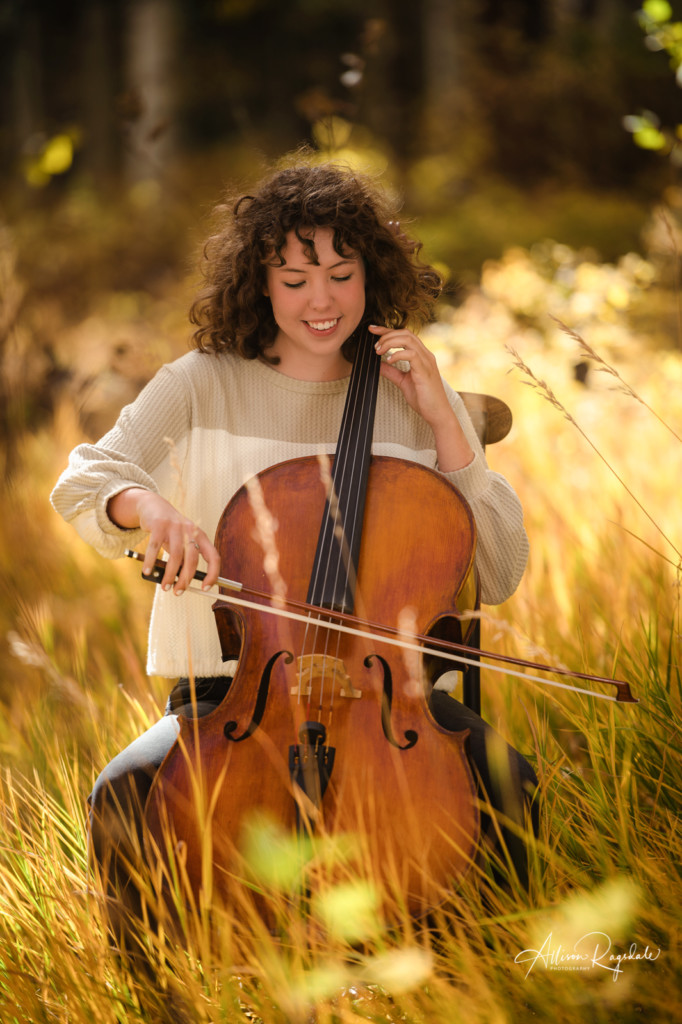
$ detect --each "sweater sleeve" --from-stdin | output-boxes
[50,364,190,559]
[439,385,529,606]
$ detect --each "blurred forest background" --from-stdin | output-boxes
[2,4,682,1021]
[2,0,682,446]
[2,0,682,444]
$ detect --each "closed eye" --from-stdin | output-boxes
[282,274,353,288]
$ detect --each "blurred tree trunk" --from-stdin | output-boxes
[358,3,422,168]
[9,10,43,165]
[421,0,479,154]
[81,0,117,184]
[123,0,178,183]
[547,0,620,35]
[590,0,621,41]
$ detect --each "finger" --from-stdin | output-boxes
[142,541,162,578]
[386,343,436,378]
[161,536,186,592]
[374,336,408,360]
[172,536,201,595]
[384,345,415,365]
[143,523,177,584]
[155,518,195,592]
[379,360,408,387]
[370,327,423,361]
[370,324,408,345]
[369,324,406,353]
[200,539,221,590]
[175,520,216,594]
[176,528,220,594]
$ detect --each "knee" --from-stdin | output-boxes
[88,765,155,872]
[88,716,180,852]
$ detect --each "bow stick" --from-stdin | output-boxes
[125,550,637,704]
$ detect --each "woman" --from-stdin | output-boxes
[51,161,535,947]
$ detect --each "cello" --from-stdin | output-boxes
[143,326,482,918]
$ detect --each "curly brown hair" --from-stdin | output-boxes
[189,162,442,361]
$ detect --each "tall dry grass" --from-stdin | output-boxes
[1,221,681,1021]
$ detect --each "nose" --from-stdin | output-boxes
[308,277,333,311]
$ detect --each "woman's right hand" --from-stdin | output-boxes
[107,487,221,594]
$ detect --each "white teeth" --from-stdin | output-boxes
[308,319,338,331]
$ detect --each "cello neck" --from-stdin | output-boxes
[306,326,381,613]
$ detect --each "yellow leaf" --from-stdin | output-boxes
[633,125,667,150]
[39,135,74,177]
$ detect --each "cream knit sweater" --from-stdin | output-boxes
[51,350,528,678]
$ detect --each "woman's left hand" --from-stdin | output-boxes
[370,324,453,428]
[369,324,475,472]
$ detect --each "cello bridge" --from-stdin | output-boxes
[292,655,361,699]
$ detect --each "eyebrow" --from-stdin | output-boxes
[272,257,359,273]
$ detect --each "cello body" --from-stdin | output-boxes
[144,453,480,918]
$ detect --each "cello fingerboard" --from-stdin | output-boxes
[306,325,381,614]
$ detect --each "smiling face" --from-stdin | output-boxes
[264,227,366,380]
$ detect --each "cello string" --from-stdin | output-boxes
[298,452,350,722]
[288,333,371,717]
[315,326,371,687]
[337,328,379,604]
[307,325,372,610]
[301,326,377,725]
[320,327,378,622]
[329,328,383,685]
[320,328,379,720]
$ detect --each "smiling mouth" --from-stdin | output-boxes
[306,318,339,332]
